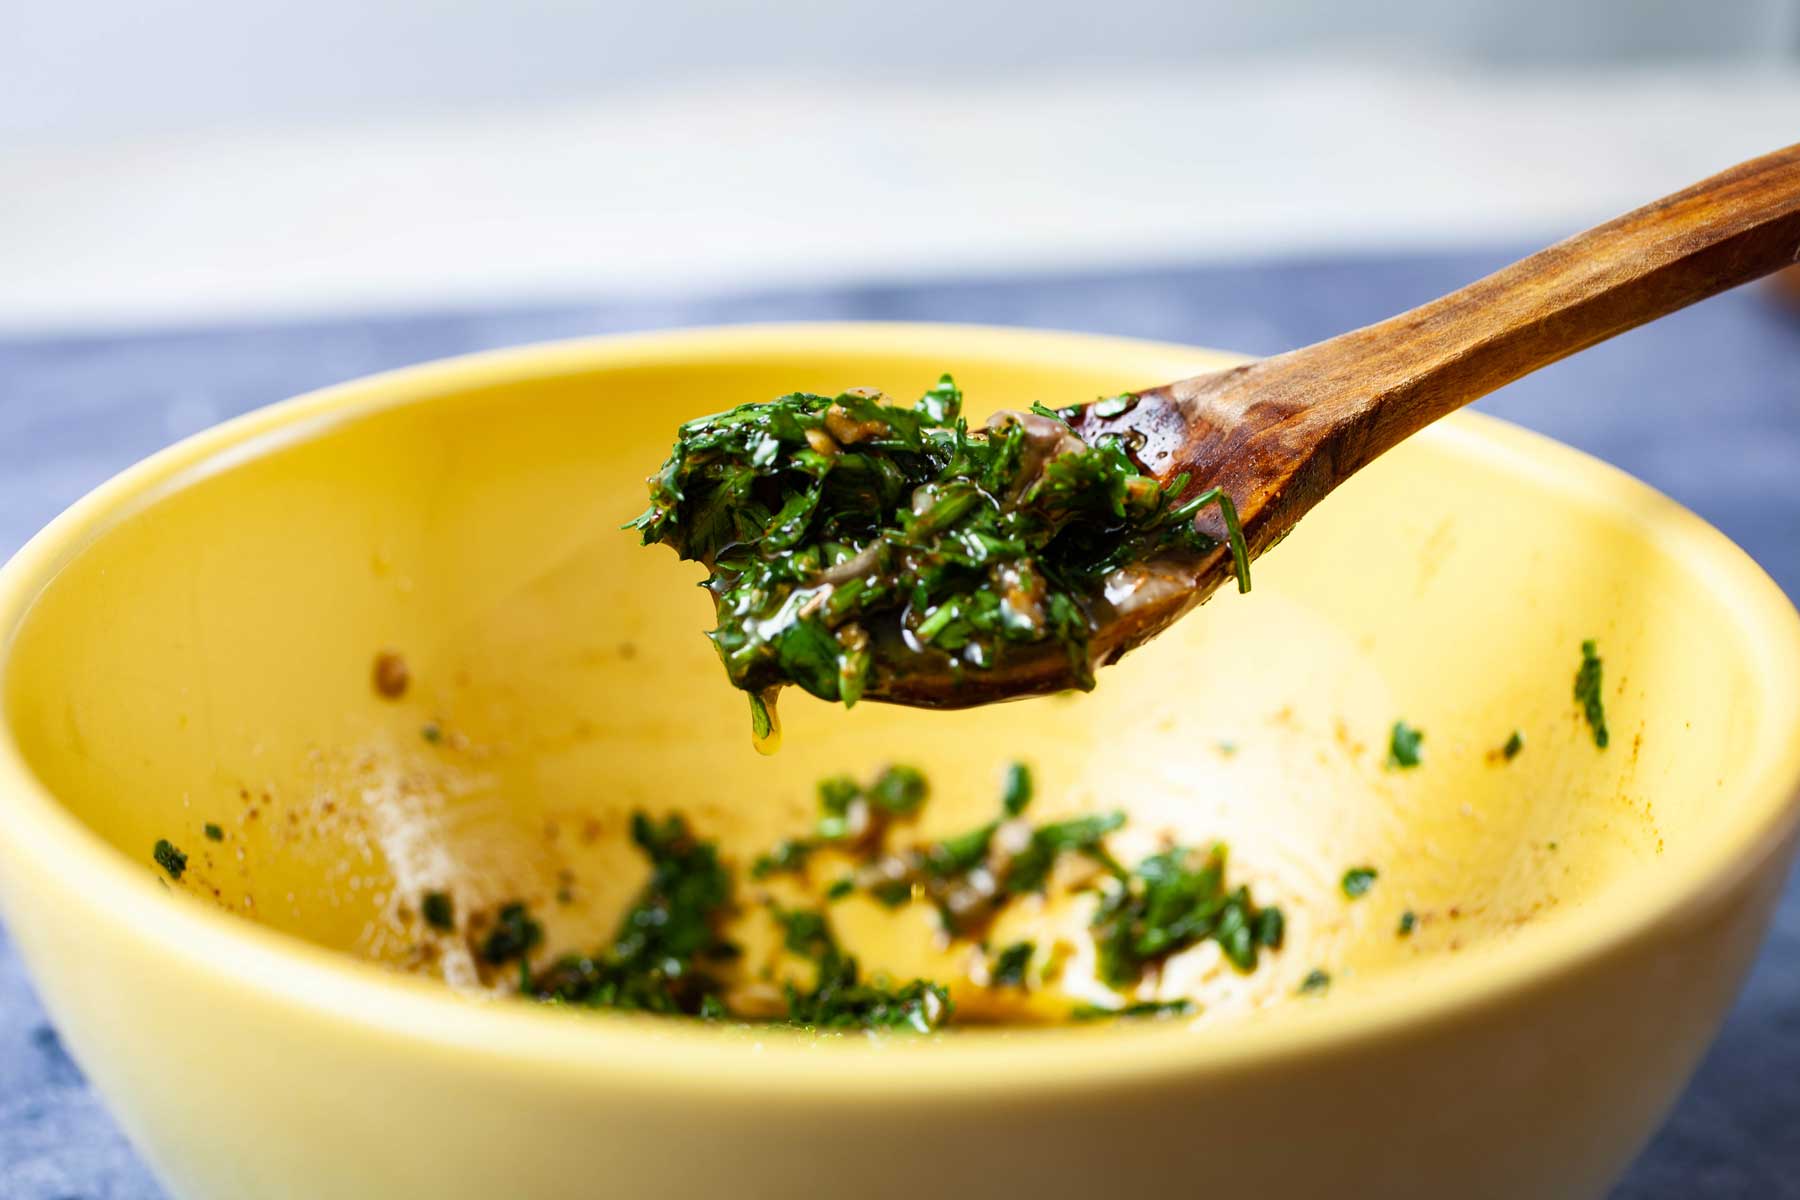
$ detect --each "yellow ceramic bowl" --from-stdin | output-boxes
[2,325,1799,1200]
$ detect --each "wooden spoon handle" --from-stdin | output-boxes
[1235,141,1800,479]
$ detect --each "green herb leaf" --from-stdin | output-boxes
[1091,844,1282,986]
[867,783,1128,939]
[153,838,187,880]
[751,839,814,879]
[1341,866,1378,899]
[990,941,1035,989]
[785,966,952,1034]
[869,765,928,815]
[815,774,862,840]
[773,907,835,960]
[1256,906,1285,949]
[611,813,735,978]
[1001,761,1034,817]
[1070,999,1195,1021]
[1388,721,1425,769]
[421,890,455,932]
[774,906,952,1032]
[1575,640,1610,749]
[1005,811,1126,895]
[926,822,998,878]
[525,812,737,1016]
[480,902,543,965]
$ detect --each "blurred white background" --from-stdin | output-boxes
[4,0,1800,330]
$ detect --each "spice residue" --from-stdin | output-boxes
[373,650,411,700]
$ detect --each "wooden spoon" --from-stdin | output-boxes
[873,141,1800,708]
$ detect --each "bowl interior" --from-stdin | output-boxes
[0,328,1780,1027]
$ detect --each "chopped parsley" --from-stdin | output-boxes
[786,960,951,1034]
[1341,866,1378,899]
[1397,910,1417,937]
[773,906,834,959]
[990,941,1035,988]
[628,375,1249,711]
[152,838,187,880]
[747,764,930,883]
[512,762,1286,1028]
[889,807,1126,937]
[923,821,998,878]
[1500,729,1524,760]
[1008,812,1126,894]
[816,764,926,843]
[772,762,1285,990]
[1575,639,1610,749]
[421,890,456,932]
[521,814,947,1030]
[776,907,951,1033]
[750,839,813,880]
[203,822,224,842]
[527,812,736,1015]
[1090,844,1284,986]
[480,902,543,965]
[1071,999,1195,1021]
[1387,720,1425,769]
[1298,968,1332,995]
[774,759,1135,939]
[1001,761,1034,817]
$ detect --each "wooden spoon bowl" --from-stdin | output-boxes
[874,142,1800,707]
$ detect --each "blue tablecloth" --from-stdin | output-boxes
[3,251,1799,1198]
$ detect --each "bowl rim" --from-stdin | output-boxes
[3,321,1799,1097]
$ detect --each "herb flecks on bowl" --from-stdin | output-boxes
[1091,845,1285,985]
[1340,866,1379,899]
[757,760,1287,1015]
[1575,639,1610,749]
[628,375,1249,733]
[152,838,187,880]
[1387,720,1425,769]
[498,760,1285,1031]
[1491,730,1525,763]
[517,810,951,1030]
